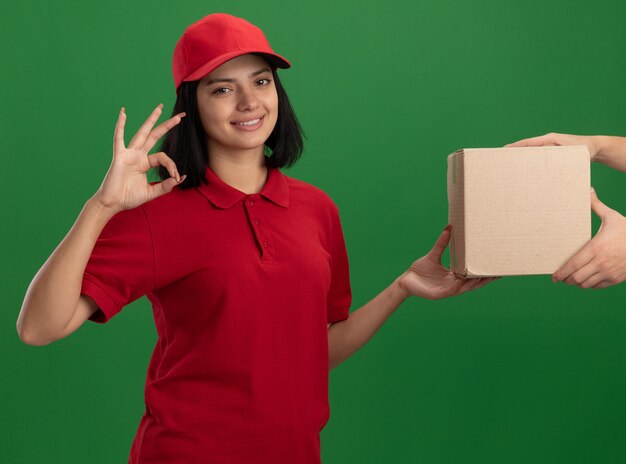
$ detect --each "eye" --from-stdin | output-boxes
[256,78,272,86]
[212,87,231,95]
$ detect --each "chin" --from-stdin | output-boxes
[234,133,273,149]
[223,140,269,153]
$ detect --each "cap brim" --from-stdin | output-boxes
[183,50,291,84]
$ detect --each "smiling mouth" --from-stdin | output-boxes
[231,115,265,126]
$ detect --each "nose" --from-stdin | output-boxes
[237,86,259,112]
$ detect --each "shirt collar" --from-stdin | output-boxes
[196,165,290,209]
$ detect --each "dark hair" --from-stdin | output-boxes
[156,64,304,189]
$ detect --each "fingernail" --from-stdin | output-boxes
[158,103,163,109]
[121,106,125,113]
[179,112,186,118]
[178,174,186,183]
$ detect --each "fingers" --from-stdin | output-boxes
[141,111,187,153]
[562,257,601,286]
[592,280,617,289]
[566,259,626,289]
[553,241,595,283]
[448,275,496,297]
[579,263,626,289]
[464,276,498,292]
[113,107,126,156]
[427,225,452,262]
[589,187,613,220]
[148,152,181,182]
[128,103,164,150]
[577,271,604,289]
[116,104,187,155]
[504,133,559,148]
[147,175,187,202]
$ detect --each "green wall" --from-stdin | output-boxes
[2,0,625,462]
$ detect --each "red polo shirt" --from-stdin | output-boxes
[80,165,352,464]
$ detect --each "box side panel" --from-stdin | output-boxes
[447,152,466,275]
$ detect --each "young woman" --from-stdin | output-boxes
[17,13,495,464]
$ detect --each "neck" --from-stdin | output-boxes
[207,146,268,194]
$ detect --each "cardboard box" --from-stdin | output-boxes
[447,146,591,277]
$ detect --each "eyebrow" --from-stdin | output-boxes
[204,67,272,86]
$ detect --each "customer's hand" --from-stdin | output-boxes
[505,132,601,160]
[506,132,626,173]
[553,188,626,289]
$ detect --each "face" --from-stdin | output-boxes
[196,54,279,157]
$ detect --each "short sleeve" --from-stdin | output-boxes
[326,205,352,323]
[81,205,155,324]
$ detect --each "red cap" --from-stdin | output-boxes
[172,13,291,91]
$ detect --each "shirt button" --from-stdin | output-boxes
[253,220,260,226]
[263,241,268,248]
[247,200,254,206]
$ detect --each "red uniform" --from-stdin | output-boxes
[81,166,352,463]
